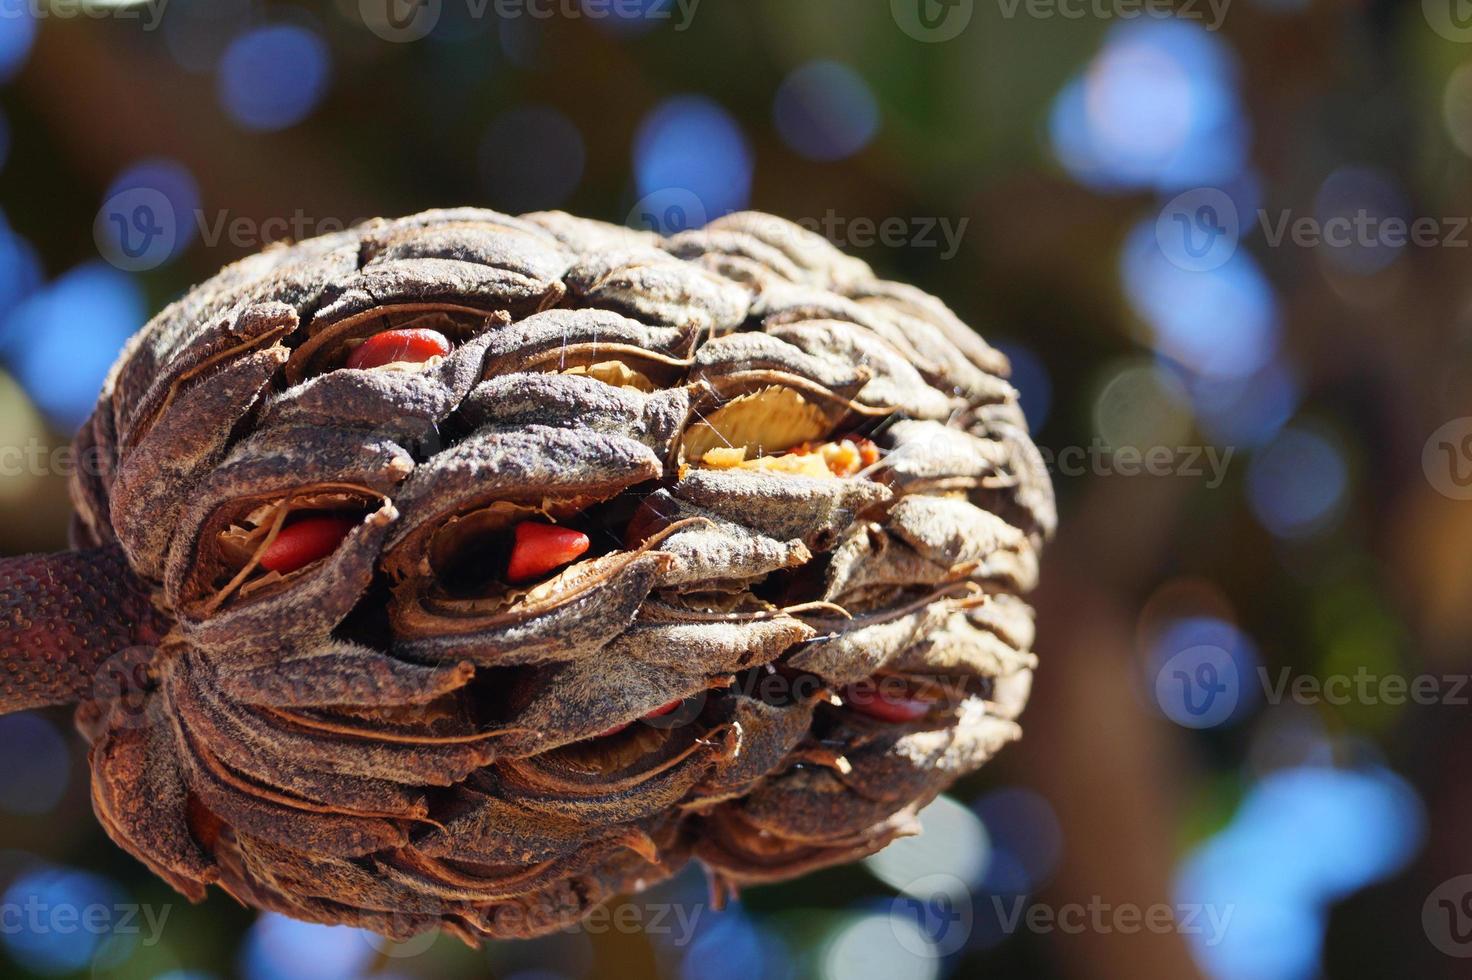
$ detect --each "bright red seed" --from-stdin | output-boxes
[597,699,683,739]
[346,328,452,371]
[843,681,936,724]
[505,521,591,584]
[258,515,358,575]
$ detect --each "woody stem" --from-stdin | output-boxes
[0,545,168,716]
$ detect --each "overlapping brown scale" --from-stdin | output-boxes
[842,278,1012,379]
[823,496,1036,606]
[109,237,361,444]
[212,640,475,709]
[235,835,451,919]
[561,246,752,335]
[382,424,661,578]
[960,408,1059,540]
[461,814,689,940]
[170,652,498,788]
[755,282,1016,406]
[88,698,217,901]
[724,696,1019,853]
[456,372,696,464]
[168,651,433,821]
[68,402,118,549]
[670,467,891,551]
[628,490,811,589]
[475,613,809,757]
[695,799,919,889]
[168,700,410,857]
[786,597,963,688]
[663,227,809,288]
[477,308,698,390]
[765,318,962,420]
[685,687,821,807]
[260,329,497,447]
[415,779,649,865]
[390,549,669,665]
[164,427,413,653]
[110,339,289,579]
[702,211,875,288]
[878,419,1014,491]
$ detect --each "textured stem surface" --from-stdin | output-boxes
[0,545,166,715]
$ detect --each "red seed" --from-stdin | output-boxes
[843,681,936,724]
[258,515,358,575]
[346,328,452,371]
[597,699,683,739]
[505,521,591,584]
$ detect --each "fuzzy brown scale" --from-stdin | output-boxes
[0,209,1055,942]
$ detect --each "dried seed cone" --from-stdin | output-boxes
[13,209,1053,942]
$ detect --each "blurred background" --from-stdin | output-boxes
[0,0,1467,977]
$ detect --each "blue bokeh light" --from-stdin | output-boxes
[1311,165,1408,276]
[634,95,753,224]
[0,212,42,312]
[679,908,792,980]
[773,61,881,162]
[1049,20,1248,192]
[1,867,131,976]
[478,106,586,212]
[0,715,69,815]
[1148,616,1261,728]
[1176,766,1424,980]
[1246,426,1348,539]
[0,262,145,430]
[0,4,35,84]
[585,0,679,36]
[217,25,331,132]
[993,342,1052,432]
[1053,20,1248,191]
[973,788,1062,894]
[103,158,203,262]
[1121,218,1280,380]
[1182,360,1299,449]
[240,913,376,980]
